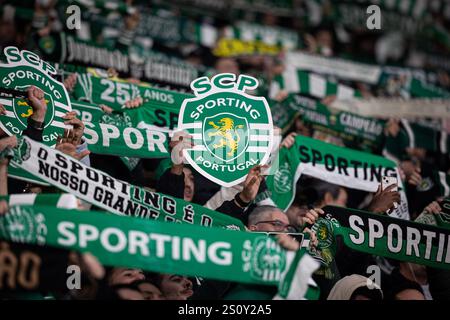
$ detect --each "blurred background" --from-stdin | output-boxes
[1,0,449,90]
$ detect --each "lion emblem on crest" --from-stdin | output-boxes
[208,117,245,157]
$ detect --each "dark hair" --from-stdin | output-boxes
[384,268,424,300]
[145,272,163,288]
[350,286,383,300]
[295,177,343,207]
[133,279,159,288]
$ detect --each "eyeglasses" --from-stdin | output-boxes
[254,231,305,244]
[254,220,299,233]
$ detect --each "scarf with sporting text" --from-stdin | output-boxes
[270,69,362,101]
[0,205,316,290]
[266,135,409,220]
[10,136,245,230]
[320,205,450,270]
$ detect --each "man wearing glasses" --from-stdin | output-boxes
[247,205,322,250]
[223,205,321,299]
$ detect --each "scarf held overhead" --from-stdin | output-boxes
[0,205,300,286]
[324,205,450,270]
[266,135,409,219]
[10,136,245,230]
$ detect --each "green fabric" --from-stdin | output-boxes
[83,121,169,158]
[10,136,245,230]
[271,70,362,100]
[266,135,406,213]
[73,72,191,111]
[271,94,384,151]
[0,205,293,286]
[325,205,450,270]
[0,193,77,209]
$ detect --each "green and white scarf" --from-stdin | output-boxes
[71,99,104,123]
[275,248,320,300]
[324,205,450,270]
[433,171,450,198]
[0,205,300,286]
[270,69,362,101]
[338,0,429,19]
[408,78,450,98]
[7,165,49,186]
[283,51,381,84]
[10,136,245,230]
[73,71,191,111]
[330,97,450,119]
[415,197,450,230]
[330,2,426,35]
[0,194,78,209]
[72,5,219,48]
[266,135,409,220]
[276,52,450,98]
[271,94,385,151]
[383,119,450,161]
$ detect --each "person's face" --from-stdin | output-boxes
[183,168,194,202]
[395,289,425,300]
[250,209,293,232]
[138,282,165,300]
[215,58,240,75]
[159,274,194,300]
[109,268,145,286]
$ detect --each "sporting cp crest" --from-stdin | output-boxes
[0,46,71,145]
[178,74,273,186]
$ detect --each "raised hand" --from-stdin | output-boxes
[170,131,194,171]
[280,132,297,149]
[0,135,18,153]
[368,184,401,213]
[238,165,268,205]
[276,233,300,251]
[123,97,143,109]
[63,111,85,146]
[100,104,113,114]
[0,201,8,216]
[423,201,442,215]
[298,208,324,227]
[384,119,400,137]
[0,104,6,116]
[56,129,90,161]
[27,86,47,123]
[63,73,78,93]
